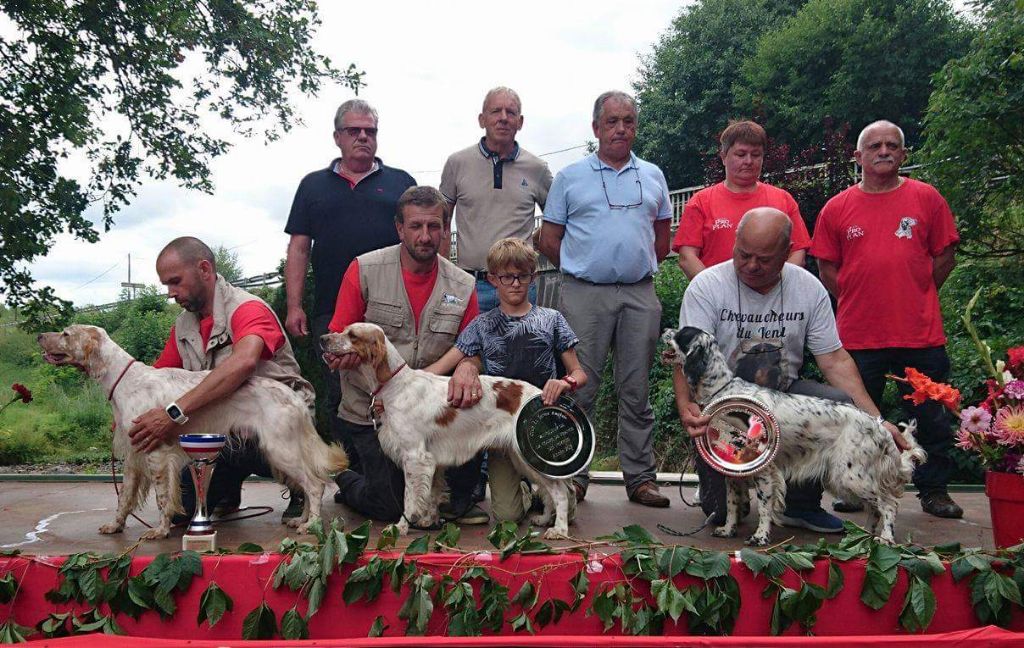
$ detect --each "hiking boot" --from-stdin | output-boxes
[629,481,670,508]
[440,499,490,525]
[281,490,305,522]
[920,491,963,519]
[778,508,844,534]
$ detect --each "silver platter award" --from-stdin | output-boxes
[695,395,781,478]
[514,394,595,479]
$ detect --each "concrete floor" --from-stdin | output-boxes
[0,477,994,555]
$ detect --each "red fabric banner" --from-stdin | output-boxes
[2,552,1022,642]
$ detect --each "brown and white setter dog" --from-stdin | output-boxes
[665,327,926,545]
[38,325,347,540]
[320,322,572,539]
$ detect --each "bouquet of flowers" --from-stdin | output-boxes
[895,290,1024,474]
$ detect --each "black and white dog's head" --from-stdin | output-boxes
[661,327,732,393]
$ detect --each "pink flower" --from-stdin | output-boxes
[1003,380,1024,401]
[960,406,993,434]
[993,406,1024,447]
[955,427,979,451]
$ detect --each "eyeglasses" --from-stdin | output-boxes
[338,126,378,138]
[599,165,643,209]
[493,273,534,286]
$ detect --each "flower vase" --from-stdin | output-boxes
[985,470,1024,548]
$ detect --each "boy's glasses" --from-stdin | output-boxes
[494,273,534,286]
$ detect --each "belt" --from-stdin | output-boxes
[566,273,652,287]
[463,268,489,281]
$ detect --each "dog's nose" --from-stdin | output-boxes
[36,334,43,342]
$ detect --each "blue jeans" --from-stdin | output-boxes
[849,346,954,496]
[475,277,536,313]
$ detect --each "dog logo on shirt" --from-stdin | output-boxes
[442,293,464,305]
[846,225,865,240]
[712,218,733,231]
[895,216,918,239]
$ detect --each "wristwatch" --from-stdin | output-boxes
[563,375,579,392]
[165,402,189,425]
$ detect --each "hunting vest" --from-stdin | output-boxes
[173,275,315,410]
[339,245,475,425]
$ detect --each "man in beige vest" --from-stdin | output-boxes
[129,236,314,521]
[324,186,487,525]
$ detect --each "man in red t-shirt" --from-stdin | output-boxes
[130,236,315,521]
[673,121,811,279]
[811,120,962,519]
[323,186,486,526]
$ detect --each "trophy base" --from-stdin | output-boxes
[182,531,217,553]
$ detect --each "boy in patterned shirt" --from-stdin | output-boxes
[428,238,584,522]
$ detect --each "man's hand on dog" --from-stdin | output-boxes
[323,352,361,371]
[884,420,911,452]
[129,409,178,453]
[448,360,482,408]
[680,402,711,438]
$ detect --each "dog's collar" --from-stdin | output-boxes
[371,363,407,397]
[107,360,136,401]
[698,377,739,408]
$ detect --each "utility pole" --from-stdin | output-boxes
[120,253,144,301]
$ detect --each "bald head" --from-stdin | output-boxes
[736,208,792,253]
[857,120,904,151]
[157,236,216,270]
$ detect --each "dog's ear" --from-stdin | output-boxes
[673,326,705,352]
[368,329,392,384]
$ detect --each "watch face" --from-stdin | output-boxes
[167,405,183,419]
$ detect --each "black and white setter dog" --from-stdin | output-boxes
[665,327,926,545]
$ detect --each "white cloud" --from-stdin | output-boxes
[29,0,685,306]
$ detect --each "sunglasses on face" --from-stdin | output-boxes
[338,126,378,138]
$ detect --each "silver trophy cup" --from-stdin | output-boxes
[179,434,227,540]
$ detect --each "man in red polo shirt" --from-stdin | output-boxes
[673,120,811,279]
[811,120,962,519]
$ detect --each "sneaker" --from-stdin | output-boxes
[281,490,305,522]
[778,508,844,533]
[832,498,865,513]
[920,491,963,519]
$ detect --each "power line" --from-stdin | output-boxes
[73,261,121,290]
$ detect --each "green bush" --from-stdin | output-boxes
[0,329,41,368]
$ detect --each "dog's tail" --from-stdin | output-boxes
[299,417,349,481]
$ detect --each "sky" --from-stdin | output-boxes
[27,0,685,307]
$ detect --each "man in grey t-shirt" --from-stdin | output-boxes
[673,208,905,533]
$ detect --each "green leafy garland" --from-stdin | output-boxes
[1,520,1023,641]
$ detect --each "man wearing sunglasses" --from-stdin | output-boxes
[283,99,416,483]
[538,90,673,508]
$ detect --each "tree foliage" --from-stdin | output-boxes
[213,245,243,283]
[0,0,362,325]
[633,0,806,188]
[918,0,1024,259]
[737,0,971,154]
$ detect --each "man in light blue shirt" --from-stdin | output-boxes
[538,90,673,508]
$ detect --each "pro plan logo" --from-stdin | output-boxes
[895,216,918,239]
[712,218,733,231]
[846,225,865,240]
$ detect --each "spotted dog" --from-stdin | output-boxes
[320,322,572,539]
[665,327,925,545]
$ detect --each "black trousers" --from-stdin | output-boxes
[695,379,855,518]
[849,346,954,496]
[333,418,483,522]
[312,312,361,473]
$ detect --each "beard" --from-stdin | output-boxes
[406,242,438,263]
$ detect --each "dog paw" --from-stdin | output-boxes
[98,523,124,534]
[396,519,410,536]
[745,533,771,547]
[711,526,737,538]
[295,518,318,535]
[542,527,570,541]
[530,513,553,527]
[139,527,170,541]
[285,517,303,529]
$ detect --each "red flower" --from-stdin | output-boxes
[1007,346,1024,378]
[11,383,32,404]
[896,368,961,412]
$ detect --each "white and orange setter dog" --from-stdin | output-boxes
[321,322,572,539]
[38,325,347,539]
